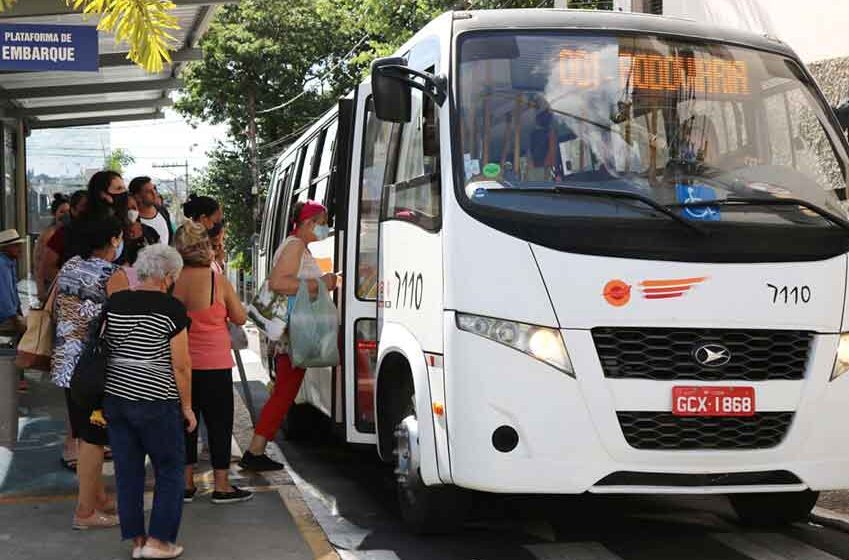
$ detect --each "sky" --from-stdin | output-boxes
[26,106,227,185]
[765,0,849,63]
[111,107,227,185]
[27,0,849,185]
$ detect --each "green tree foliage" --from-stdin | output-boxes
[176,0,359,147]
[178,0,553,266]
[318,0,550,67]
[104,148,135,174]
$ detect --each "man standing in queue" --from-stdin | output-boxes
[130,177,174,246]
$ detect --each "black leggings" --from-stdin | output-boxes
[185,369,233,470]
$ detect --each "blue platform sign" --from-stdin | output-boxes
[0,23,98,72]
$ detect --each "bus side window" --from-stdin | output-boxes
[298,137,320,195]
[382,69,441,232]
[272,164,294,250]
[313,119,339,225]
[356,98,394,300]
[285,187,310,238]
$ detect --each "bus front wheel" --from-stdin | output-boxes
[729,490,819,526]
[394,401,468,533]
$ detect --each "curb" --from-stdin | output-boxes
[231,385,341,560]
[811,506,849,533]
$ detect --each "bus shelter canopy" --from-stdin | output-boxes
[0,0,234,129]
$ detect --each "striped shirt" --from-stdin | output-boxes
[103,290,189,401]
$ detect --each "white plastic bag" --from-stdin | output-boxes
[289,281,339,368]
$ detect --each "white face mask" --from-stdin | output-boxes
[127,209,140,223]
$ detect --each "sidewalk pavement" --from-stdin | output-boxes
[0,340,334,560]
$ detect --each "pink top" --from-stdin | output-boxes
[123,266,141,290]
[187,271,234,370]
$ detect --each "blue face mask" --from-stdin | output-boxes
[113,240,124,262]
[313,224,329,241]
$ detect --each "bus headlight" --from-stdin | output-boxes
[832,333,849,381]
[456,313,574,375]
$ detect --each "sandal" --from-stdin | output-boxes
[140,543,183,559]
[60,457,78,472]
[72,510,119,530]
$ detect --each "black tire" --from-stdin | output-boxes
[729,490,819,526]
[394,400,469,534]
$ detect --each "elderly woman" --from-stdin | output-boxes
[50,215,123,530]
[173,221,251,504]
[103,244,195,560]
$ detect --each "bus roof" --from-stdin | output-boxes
[451,8,796,59]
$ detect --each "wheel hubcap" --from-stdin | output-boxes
[394,415,420,491]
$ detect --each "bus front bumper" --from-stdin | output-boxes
[444,326,849,494]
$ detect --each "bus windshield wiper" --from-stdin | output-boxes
[482,185,709,236]
[672,197,849,233]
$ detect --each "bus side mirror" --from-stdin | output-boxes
[833,99,849,132]
[372,57,412,123]
[371,56,447,124]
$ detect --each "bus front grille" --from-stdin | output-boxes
[617,411,794,450]
[592,327,812,381]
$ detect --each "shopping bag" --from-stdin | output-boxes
[15,308,53,371]
[247,278,289,341]
[289,281,339,368]
[16,282,57,371]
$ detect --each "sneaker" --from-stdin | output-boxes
[72,510,119,530]
[183,487,197,503]
[211,486,253,504]
[238,451,284,472]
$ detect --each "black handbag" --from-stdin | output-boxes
[69,308,109,410]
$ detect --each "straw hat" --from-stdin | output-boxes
[0,229,25,247]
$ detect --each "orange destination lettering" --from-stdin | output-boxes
[559,49,600,87]
[618,52,749,95]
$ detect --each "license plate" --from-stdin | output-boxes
[672,386,756,417]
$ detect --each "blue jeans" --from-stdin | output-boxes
[104,396,185,543]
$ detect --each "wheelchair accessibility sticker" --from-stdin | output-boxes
[676,184,720,221]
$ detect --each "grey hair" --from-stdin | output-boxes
[134,244,184,282]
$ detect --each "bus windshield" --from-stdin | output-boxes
[456,32,849,259]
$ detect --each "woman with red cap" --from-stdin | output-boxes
[239,200,338,471]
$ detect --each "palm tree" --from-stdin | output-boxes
[0,0,178,73]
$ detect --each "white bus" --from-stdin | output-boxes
[256,8,849,531]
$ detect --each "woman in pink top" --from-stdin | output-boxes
[173,221,252,505]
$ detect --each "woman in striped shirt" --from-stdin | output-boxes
[103,244,195,560]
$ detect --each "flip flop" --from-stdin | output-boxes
[61,457,78,472]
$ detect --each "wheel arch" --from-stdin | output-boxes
[374,323,441,486]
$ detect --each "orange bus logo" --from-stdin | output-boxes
[603,279,632,307]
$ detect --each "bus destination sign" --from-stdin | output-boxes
[559,49,750,96]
